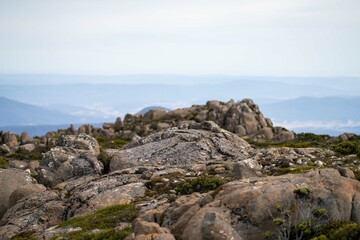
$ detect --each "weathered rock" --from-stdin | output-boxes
[0,190,66,239]
[336,166,356,179]
[18,143,36,153]
[0,169,35,219]
[144,110,168,121]
[8,160,28,170]
[37,133,103,187]
[103,122,114,129]
[114,117,123,131]
[2,132,18,149]
[136,168,360,240]
[0,144,11,154]
[20,132,33,144]
[233,158,263,179]
[38,148,103,187]
[56,133,100,156]
[110,121,253,172]
[8,184,46,208]
[59,172,147,217]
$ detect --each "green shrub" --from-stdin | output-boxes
[58,227,132,240]
[175,176,227,195]
[55,203,137,240]
[293,186,311,198]
[0,157,7,168]
[59,203,138,230]
[97,152,112,173]
[331,141,359,155]
[11,231,37,240]
[96,137,129,149]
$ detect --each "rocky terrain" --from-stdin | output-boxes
[0,99,360,240]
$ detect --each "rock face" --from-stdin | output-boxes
[57,172,147,217]
[0,190,66,240]
[36,134,103,187]
[135,168,360,240]
[110,121,253,172]
[0,169,36,219]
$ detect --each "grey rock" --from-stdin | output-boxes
[37,134,103,187]
[56,133,100,156]
[18,143,36,153]
[233,158,263,179]
[38,148,103,187]
[114,117,123,131]
[59,172,147,217]
[135,168,360,240]
[0,190,65,239]
[20,132,33,144]
[8,184,46,208]
[2,132,18,149]
[0,144,11,154]
[8,160,28,170]
[110,121,253,172]
[0,169,35,219]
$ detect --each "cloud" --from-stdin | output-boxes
[275,120,360,131]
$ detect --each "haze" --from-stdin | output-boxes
[0,0,359,77]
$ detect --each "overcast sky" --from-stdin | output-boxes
[0,0,359,77]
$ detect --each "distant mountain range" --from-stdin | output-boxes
[0,97,78,126]
[260,97,360,135]
[1,75,360,136]
[0,97,107,136]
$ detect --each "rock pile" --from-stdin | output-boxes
[133,168,360,240]
[44,99,295,141]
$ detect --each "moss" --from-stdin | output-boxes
[97,152,112,174]
[175,176,227,195]
[55,203,137,240]
[293,186,311,198]
[0,157,8,168]
[272,217,285,226]
[271,165,318,176]
[59,203,138,230]
[331,141,360,156]
[56,227,132,240]
[11,231,37,240]
[312,221,360,240]
[96,137,129,149]
[353,170,360,181]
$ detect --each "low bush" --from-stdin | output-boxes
[175,175,227,195]
[55,203,138,240]
[331,141,360,155]
[0,157,7,168]
[96,137,129,149]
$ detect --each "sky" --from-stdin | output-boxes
[0,0,360,77]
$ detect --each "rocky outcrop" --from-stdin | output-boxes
[0,190,66,240]
[0,169,36,219]
[57,172,147,217]
[41,99,294,142]
[135,168,360,240]
[110,121,253,173]
[36,134,103,187]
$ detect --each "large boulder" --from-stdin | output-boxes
[110,121,253,172]
[56,133,100,156]
[20,132,34,145]
[0,190,66,240]
[56,171,147,217]
[135,168,360,240]
[2,132,18,149]
[0,169,35,219]
[36,133,103,188]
